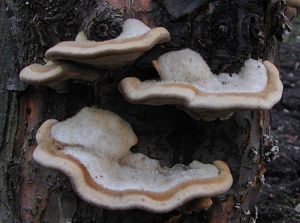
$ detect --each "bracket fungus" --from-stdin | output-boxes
[33,107,233,212]
[19,31,104,92]
[19,61,102,92]
[119,49,283,121]
[45,19,170,69]
[286,0,300,8]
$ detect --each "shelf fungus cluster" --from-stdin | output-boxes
[119,49,283,121]
[29,15,284,213]
[33,107,233,212]
[19,19,170,92]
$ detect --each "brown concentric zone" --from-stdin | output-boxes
[45,27,170,60]
[118,61,283,110]
[20,61,102,86]
[35,120,232,201]
[20,63,67,84]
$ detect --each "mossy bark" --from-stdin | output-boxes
[0,0,283,222]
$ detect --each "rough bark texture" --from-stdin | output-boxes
[258,21,300,222]
[0,0,283,222]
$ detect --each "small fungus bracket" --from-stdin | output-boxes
[19,31,105,92]
[286,0,300,8]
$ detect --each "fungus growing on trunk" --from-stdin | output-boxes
[155,49,268,93]
[19,61,102,93]
[119,49,283,121]
[45,19,170,69]
[19,32,104,92]
[286,0,300,8]
[33,107,233,212]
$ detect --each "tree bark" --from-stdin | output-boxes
[0,0,283,222]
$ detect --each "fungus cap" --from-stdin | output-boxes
[33,107,233,212]
[154,49,269,93]
[119,50,283,120]
[19,32,103,92]
[19,61,102,92]
[286,0,300,8]
[45,19,170,69]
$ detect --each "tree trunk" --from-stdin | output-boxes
[0,0,283,222]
